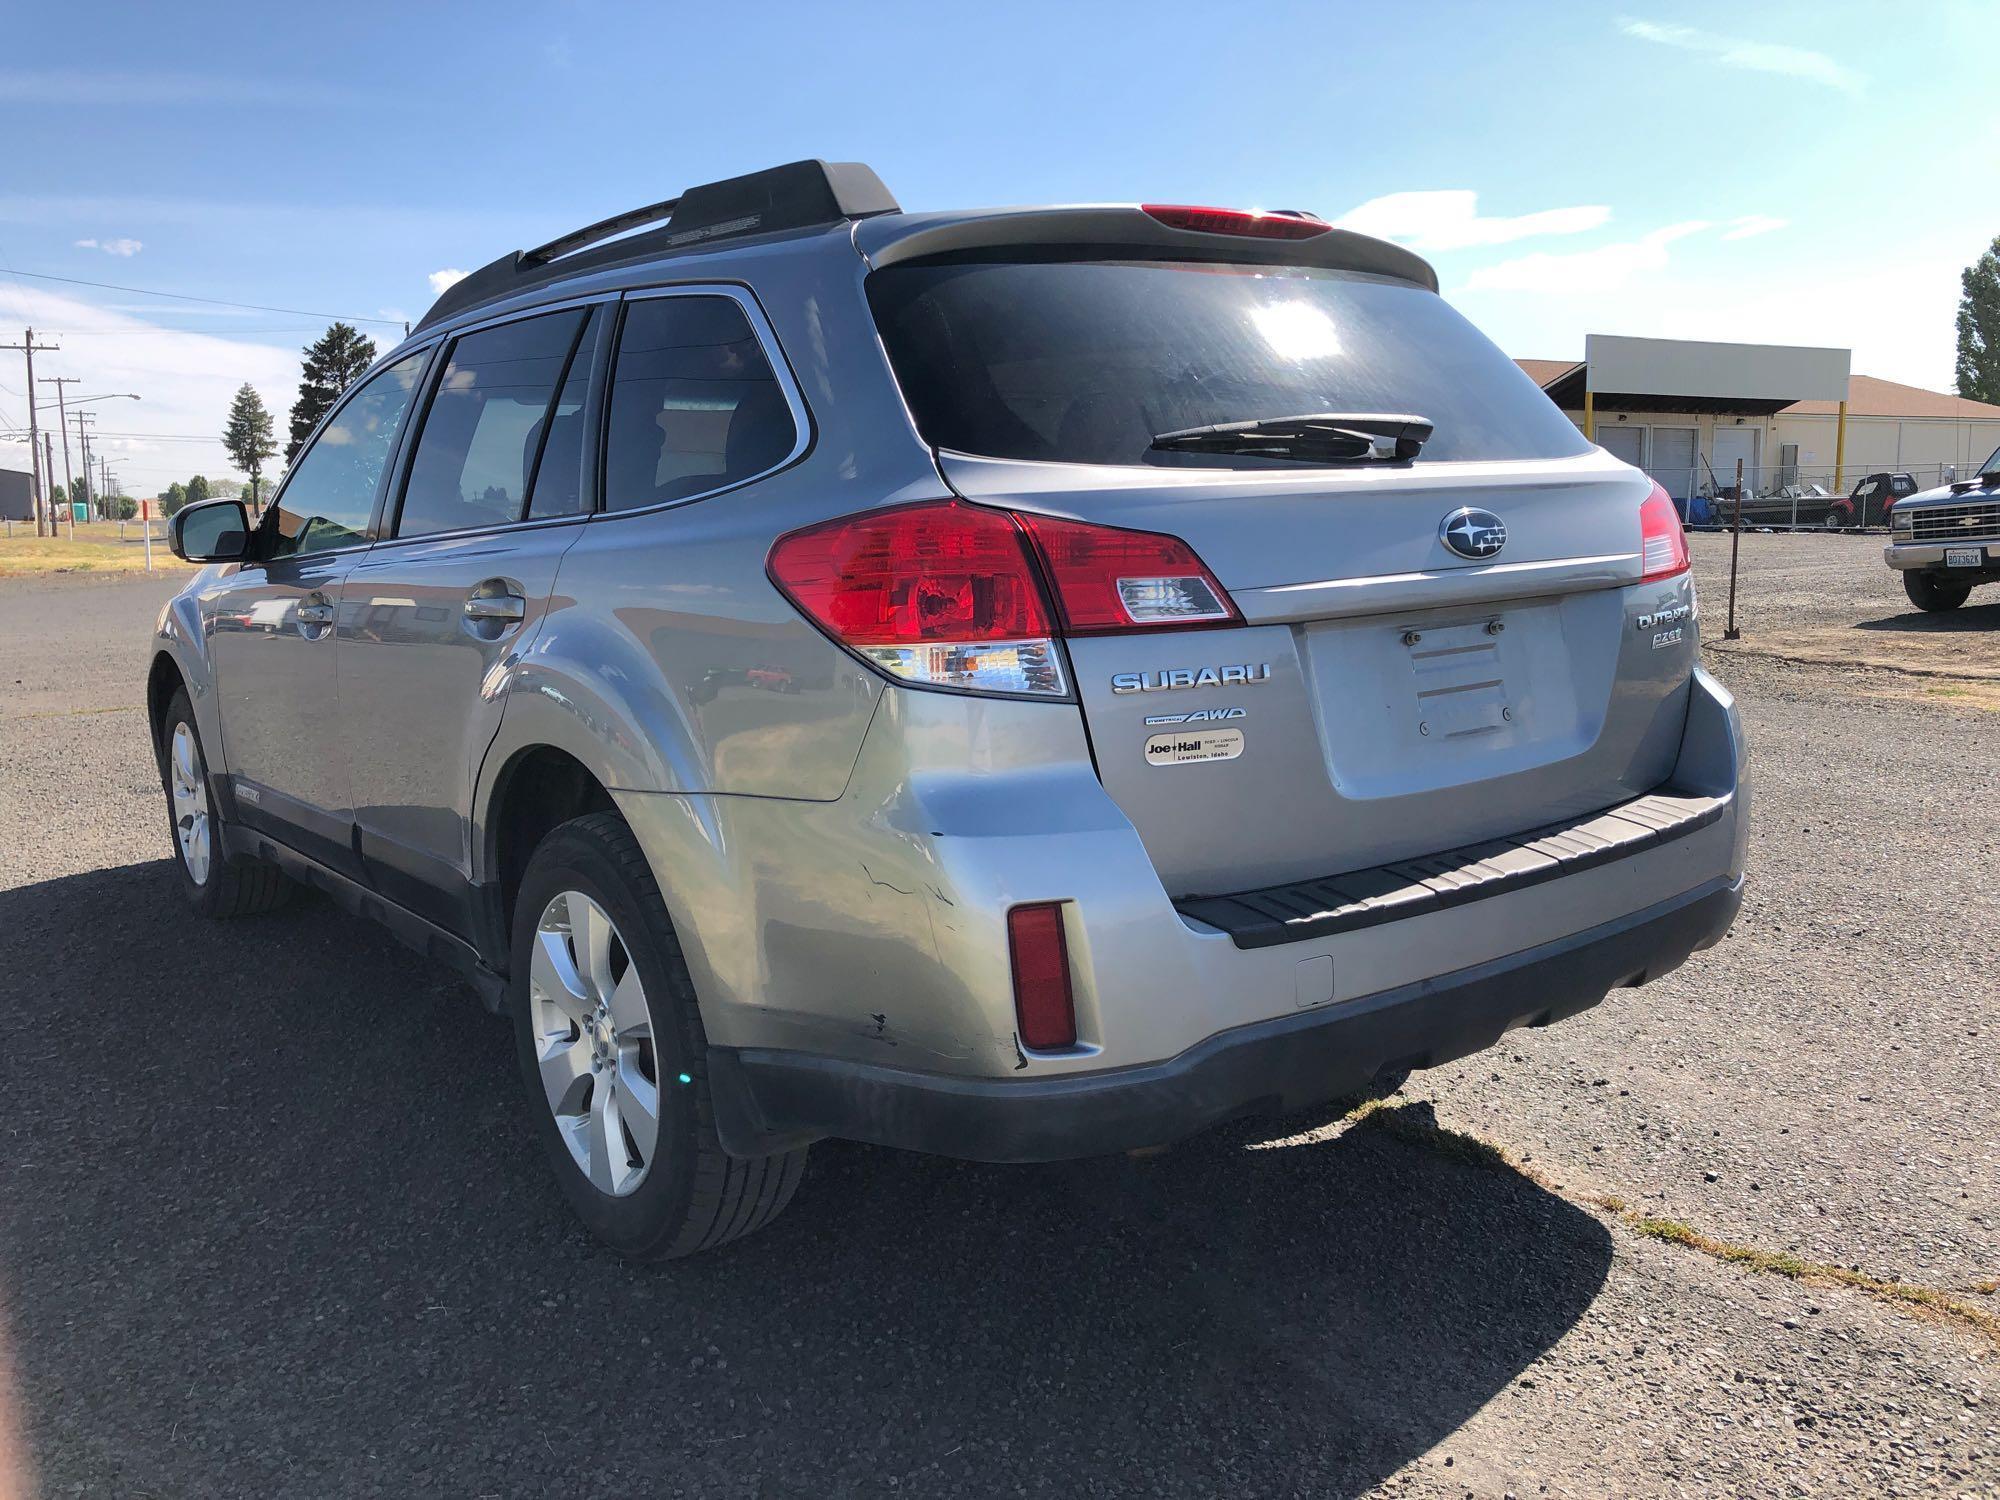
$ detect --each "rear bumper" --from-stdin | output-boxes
[622,667,1746,1158]
[712,875,1743,1162]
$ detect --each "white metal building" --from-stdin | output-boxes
[1519,334,2000,498]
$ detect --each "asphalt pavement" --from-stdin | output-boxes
[0,553,1993,1498]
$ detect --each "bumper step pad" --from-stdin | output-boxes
[1177,790,1725,950]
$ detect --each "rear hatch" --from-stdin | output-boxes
[866,231,1694,897]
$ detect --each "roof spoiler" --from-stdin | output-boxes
[416,159,898,332]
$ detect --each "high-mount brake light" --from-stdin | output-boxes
[767,501,1243,696]
[1639,482,1691,582]
[1141,204,1331,240]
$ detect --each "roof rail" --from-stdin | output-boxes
[415,159,898,333]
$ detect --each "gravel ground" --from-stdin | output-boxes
[0,558,1994,1498]
[1689,528,2000,702]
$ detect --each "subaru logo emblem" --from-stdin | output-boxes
[1439,507,1507,560]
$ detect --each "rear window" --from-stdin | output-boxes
[868,259,1589,467]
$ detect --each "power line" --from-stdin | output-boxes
[0,267,404,326]
[0,428,218,441]
[46,327,329,338]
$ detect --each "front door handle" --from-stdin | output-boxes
[295,599,336,633]
[463,593,526,622]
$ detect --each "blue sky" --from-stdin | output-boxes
[2,0,1995,490]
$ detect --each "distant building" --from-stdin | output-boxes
[0,467,29,522]
[1519,335,2000,498]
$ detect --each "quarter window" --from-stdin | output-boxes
[267,351,425,559]
[396,309,591,538]
[602,296,798,511]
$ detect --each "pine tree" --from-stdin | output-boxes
[287,322,377,462]
[161,481,188,516]
[1955,236,2000,405]
[185,474,211,507]
[222,386,278,506]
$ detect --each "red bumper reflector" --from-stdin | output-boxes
[1008,903,1076,1050]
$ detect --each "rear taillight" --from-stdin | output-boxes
[1141,204,1330,240]
[766,500,1066,696]
[768,500,1241,696]
[1014,511,1240,635]
[1007,903,1076,1050]
[1639,483,1690,582]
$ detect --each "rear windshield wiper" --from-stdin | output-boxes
[1149,412,1433,463]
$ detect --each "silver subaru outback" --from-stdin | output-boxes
[150,161,1747,1258]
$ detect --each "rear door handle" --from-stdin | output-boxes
[295,601,336,625]
[463,593,526,622]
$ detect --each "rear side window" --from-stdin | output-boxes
[867,259,1590,466]
[602,295,798,511]
[395,308,592,538]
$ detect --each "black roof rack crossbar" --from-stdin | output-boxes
[416,159,898,333]
[521,196,682,268]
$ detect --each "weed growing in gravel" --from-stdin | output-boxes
[1347,1098,2000,1350]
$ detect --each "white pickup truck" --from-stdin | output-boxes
[1885,446,2000,611]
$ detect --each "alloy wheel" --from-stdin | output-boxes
[528,890,662,1197]
[169,722,212,886]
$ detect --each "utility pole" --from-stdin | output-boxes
[1,329,59,535]
[44,432,62,535]
[39,375,79,526]
[74,410,96,517]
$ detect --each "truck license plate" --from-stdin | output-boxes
[1945,547,1983,568]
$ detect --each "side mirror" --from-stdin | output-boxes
[169,498,252,563]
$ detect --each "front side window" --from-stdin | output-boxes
[602,295,798,511]
[396,308,591,538]
[267,351,426,559]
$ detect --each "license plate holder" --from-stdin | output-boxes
[1945,546,1984,568]
[1405,617,1511,741]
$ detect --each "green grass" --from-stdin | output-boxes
[0,534,191,578]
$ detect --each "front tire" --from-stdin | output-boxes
[1904,572,1971,613]
[155,687,291,917]
[509,812,806,1259]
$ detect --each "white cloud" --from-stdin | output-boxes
[1721,215,1787,241]
[427,268,468,296]
[1617,18,1861,92]
[1465,222,1713,295]
[74,236,142,257]
[0,283,297,492]
[1336,190,1609,252]
[1454,237,1968,393]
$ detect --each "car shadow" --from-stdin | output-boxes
[1853,597,2000,633]
[0,862,1611,1499]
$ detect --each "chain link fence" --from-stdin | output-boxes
[1658,461,1983,533]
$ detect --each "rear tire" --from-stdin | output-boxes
[1904,572,1971,613]
[155,687,291,918]
[509,811,807,1259]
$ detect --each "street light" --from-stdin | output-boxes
[34,392,141,409]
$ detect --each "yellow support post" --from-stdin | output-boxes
[1583,386,1595,442]
[1833,399,1847,491]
